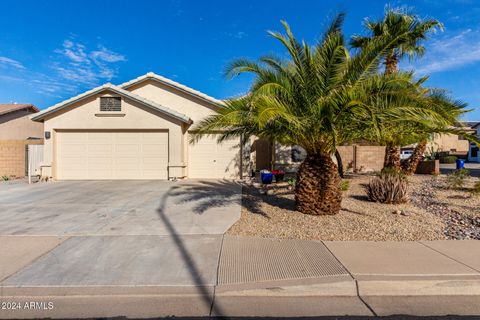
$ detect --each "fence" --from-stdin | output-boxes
[0,139,43,179]
[337,145,386,173]
[27,144,44,181]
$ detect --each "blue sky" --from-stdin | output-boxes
[1,0,480,119]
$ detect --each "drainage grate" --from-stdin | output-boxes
[218,236,348,284]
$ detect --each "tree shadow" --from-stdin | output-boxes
[350,194,370,202]
[241,184,297,218]
[168,180,242,214]
[168,180,297,218]
[156,188,225,316]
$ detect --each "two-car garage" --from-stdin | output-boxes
[55,130,240,180]
[56,131,169,180]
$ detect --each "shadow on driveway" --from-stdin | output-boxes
[157,184,226,316]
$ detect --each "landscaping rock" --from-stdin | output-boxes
[410,176,480,240]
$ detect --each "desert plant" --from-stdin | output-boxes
[341,180,350,192]
[441,155,457,164]
[446,168,469,189]
[364,172,408,203]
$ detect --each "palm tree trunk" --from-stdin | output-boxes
[401,140,427,175]
[335,150,344,178]
[295,153,342,215]
[385,53,398,74]
[384,143,401,171]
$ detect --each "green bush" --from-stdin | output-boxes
[287,177,296,188]
[446,169,469,189]
[364,171,408,204]
[1,175,9,181]
[441,155,457,164]
[341,180,350,192]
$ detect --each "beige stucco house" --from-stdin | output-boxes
[31,73,242,180]
[0,104,44,178]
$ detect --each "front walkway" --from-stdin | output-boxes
[1,235,479,318]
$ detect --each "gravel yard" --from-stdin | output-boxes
[227,174,480,241]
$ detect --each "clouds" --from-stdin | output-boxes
[412,28,480,74]
[0,56,25,70]
[0,38,126,100]
[53,39,126,86]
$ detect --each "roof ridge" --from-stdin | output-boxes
[119,72,225,106]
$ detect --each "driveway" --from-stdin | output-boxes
[0,180,241,236]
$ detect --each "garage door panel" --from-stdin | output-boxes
[115,144,141,155]
[188,134,240,179]
[57,131,168,180]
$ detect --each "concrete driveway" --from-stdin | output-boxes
[0,180,241,236]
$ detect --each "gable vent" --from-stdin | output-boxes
[100,97,121,112]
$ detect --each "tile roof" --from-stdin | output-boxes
[0,104,39,116]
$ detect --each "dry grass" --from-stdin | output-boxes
[228,174,448,241]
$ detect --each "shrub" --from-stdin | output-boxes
[364,172,408,204]
[446,169,469,189]
[441,155,457,164]
[1,175,9,181]
[287,177,296,188]
[341,180,350,192]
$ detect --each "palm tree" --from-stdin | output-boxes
[362,86,475,175]
[351,8,442,169]
[399,91,476,174]
[190,15,438,215]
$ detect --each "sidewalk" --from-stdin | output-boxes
[0,235,479,318]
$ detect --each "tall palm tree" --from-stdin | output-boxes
[351,8,442,169]
[191,15,440,215]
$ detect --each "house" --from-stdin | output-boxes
[0,104,43,140]
[31,72,243,180]
[0,104,44,178]
[400,123,477,161]
[467,122,480,162]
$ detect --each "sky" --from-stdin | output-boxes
[1,0,480,119]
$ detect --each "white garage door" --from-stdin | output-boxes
[188,134,240,179]
[56,131,168,180]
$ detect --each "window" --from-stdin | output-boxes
[100,97,121,112]
[291,145,306,162]
[472,146,478,158]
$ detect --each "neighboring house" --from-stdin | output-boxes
[0,104,43,140]
[402,123,477,159]
[31,72,243,180]
[468,122,480,162]
[0,104,44,178]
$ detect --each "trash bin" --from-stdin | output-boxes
[456,159,465,170]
